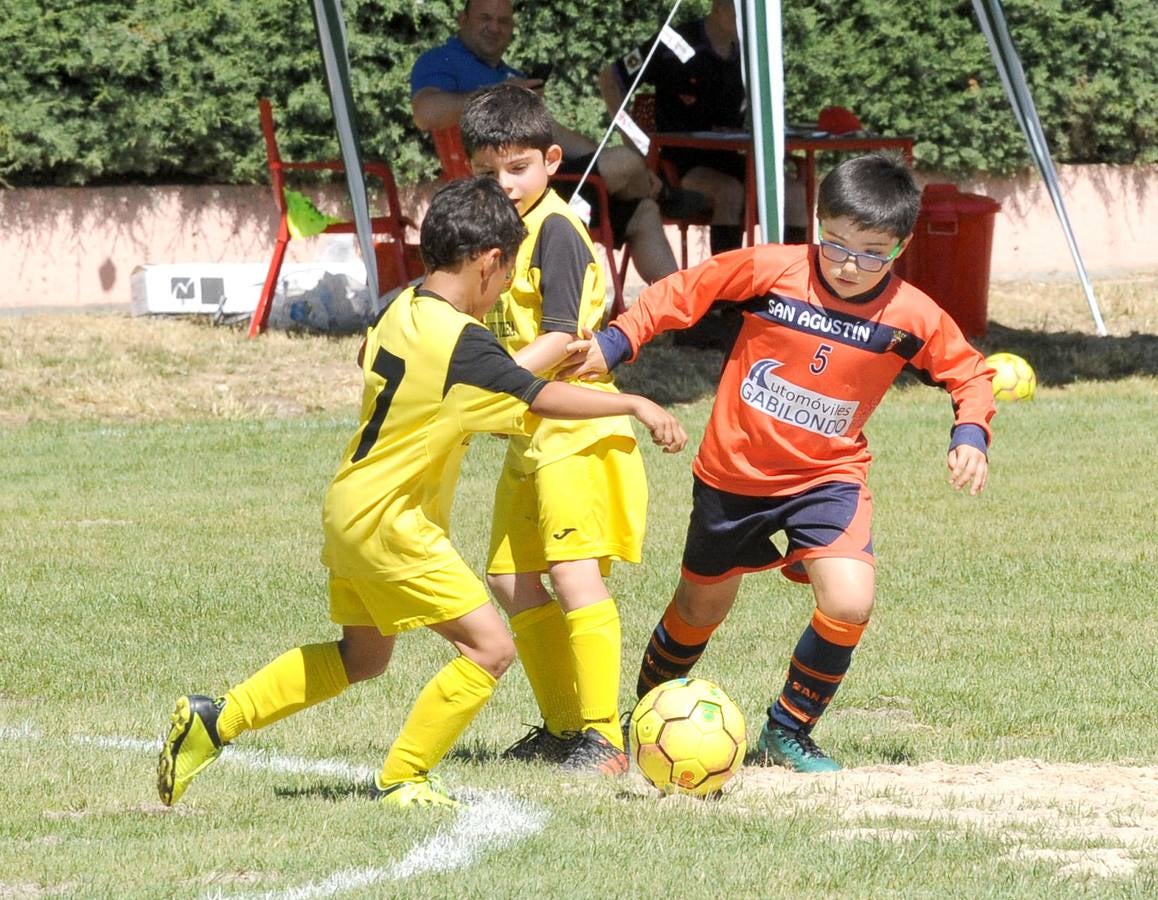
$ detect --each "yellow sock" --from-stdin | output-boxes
[510,603,582,735]
[217,642,349,743]
[565,598,622,748]
[378,655,496,786]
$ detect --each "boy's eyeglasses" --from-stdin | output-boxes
[817,228,902,273]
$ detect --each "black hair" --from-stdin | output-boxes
[460,82,554,156]
[419,175,527,271]
[816,153,922,239]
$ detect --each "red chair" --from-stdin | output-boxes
[249,98,422,337]
[430,125,630,317]
[431,126,473,179]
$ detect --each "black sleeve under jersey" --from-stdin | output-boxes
[532,214,594,334]
[444,323,548,403]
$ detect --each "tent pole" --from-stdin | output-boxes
[972,0,1107,336]
[740,0,785,244]
[310,0,381,308]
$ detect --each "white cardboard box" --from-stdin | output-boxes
[130,260,368,317]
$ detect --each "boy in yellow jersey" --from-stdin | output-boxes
[156,177,686,809]
[460,83,649,773]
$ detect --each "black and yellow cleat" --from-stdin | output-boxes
[157,694,226,806]
[501,724,575,763]
[558,728,629,776]
[372,774,460,808]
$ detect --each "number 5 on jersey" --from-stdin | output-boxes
[810,343,833,375]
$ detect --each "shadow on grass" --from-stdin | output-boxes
[445,741,502,764]
[273,780,370,802]
[614,339,726,406]
[863,742,919,765]
[976,321,1158,386]
[614,319,1158,404]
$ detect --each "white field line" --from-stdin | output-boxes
[2,721,548,897]
[0,721,40,740]
[74,732,378,782]
[219,793,548,899]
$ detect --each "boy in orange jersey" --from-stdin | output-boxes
[562,154,995,771]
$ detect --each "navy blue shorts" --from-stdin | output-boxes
[681,477,874,585]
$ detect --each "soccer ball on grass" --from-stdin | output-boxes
[985,352,1036,401]
[628,677,747,796]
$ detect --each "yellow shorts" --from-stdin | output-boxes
[487,434,647,576]
[328,558,489,636]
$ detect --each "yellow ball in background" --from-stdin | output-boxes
[985,352,1037,401]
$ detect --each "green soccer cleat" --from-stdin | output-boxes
[558,728,629,776]
[757,722,841,773]
[501,724,575,763]
[373,774,460,808]
[157,694,226,806]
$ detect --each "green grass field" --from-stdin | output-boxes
[1,305,1156,897]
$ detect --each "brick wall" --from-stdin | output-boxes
[1,165,1153,312]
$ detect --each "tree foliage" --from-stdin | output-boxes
[0,0,1153,187]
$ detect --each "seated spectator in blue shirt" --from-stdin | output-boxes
[410,0,707,285]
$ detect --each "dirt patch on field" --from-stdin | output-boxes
[0,312,362,428]
[737,759,1158,879]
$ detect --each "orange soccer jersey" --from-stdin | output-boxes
[611,243,995,497]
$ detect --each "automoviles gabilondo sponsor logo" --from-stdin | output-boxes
[740,359,858,437]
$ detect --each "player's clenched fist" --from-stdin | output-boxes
[628,397,687,453]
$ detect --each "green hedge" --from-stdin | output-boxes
[1,0,1154,187]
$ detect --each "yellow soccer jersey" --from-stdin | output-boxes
[321,287,547,579]
[483,188,635,473]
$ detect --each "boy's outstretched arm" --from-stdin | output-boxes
[905,313,997,499]
[559,252,758,382]
[556,328,608,381]
[512,331,576,377]
[947,443,988,496]
[530,381,687,453]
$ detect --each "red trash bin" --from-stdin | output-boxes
[893,183,1001,338]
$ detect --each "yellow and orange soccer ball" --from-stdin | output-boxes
[985,352,1036,401]
[627,677,746,796]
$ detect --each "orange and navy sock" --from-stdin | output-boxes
[636,600,720,698]
[769,608,866,732]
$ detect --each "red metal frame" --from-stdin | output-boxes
[790,135,915,242]
[648,130,915,245]
[249,98,422,337]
